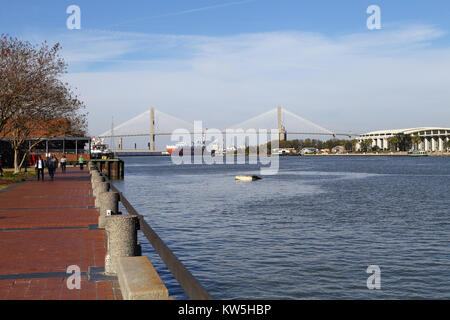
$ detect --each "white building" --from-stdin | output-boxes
[272,148,296,155]
[357,127,450,151]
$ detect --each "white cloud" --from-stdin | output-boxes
[54,24,450,137]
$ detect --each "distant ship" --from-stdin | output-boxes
[166,139,219,156]
[166,144,205,156]
[90,136,113,159]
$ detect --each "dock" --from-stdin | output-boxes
[89,158,125,179]
[0,168,122,300]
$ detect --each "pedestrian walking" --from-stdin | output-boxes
[48,155,58,180]
[60,155,67,173]
[35,156,45,181]
[78,155,85,170]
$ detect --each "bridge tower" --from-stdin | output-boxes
[277,106,287,141]
[149,107,155,151]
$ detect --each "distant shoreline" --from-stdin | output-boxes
[243,152,450,157]
[294,152,450,157]
[114,151,450,157]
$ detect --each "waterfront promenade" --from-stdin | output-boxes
[0,168,122,300]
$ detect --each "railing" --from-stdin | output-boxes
[108,183,213,300]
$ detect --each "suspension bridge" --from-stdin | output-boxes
[98,106,359,152]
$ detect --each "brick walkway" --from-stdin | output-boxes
[0,167,122,300]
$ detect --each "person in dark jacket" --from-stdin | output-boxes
[47,155,58,180]
[35,156,46,181]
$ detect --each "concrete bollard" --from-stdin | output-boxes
[91,171,101,179]
[90,171,98,179]
[90,173,101,183]
[93,180,109,197]
[91,175,105,189]
[98,191,120,228]
[92,178,110,197]
[104,215,140,275]
[94,182,110,208]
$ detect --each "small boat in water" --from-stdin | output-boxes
[235,175,262,182]
[407,150,428,157]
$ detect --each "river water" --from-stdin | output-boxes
[113,156,450,299]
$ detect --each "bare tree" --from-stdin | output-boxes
[0,34,87,172]
[0,35,32,139]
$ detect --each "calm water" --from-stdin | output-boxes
[113,156,450,299]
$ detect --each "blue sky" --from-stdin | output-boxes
[1,1,450,142]
[3,1,450,37]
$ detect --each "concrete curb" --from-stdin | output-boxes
[117,256,169,300]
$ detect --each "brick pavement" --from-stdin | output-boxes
[0,167,121,300]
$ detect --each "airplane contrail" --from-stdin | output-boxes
[154,0,257,18]
[107,0,257,29]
